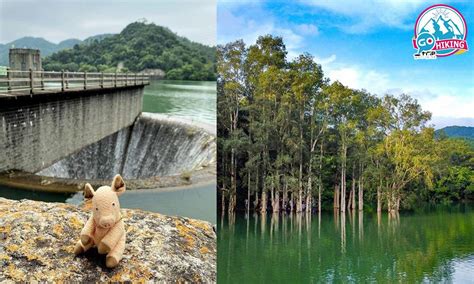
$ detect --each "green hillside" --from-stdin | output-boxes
[436,126,474,148]
[43,22,216,81]
[436,126,474,139]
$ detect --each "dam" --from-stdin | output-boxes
[0,74,216,223]
[0,69,148,172]
[39,113,215,180]
[0,71,217,222]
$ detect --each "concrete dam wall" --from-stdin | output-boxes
[38,113,216,180]
[0,87,144,173]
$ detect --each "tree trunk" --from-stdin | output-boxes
[229,144,236,213]
[247,173,251,213]
[290,192,295,214]
[351,169,356,211]
[386,181,390,213]
[261,190,267,213]
[274,191,280,213]
[254,167,259,211]
[377,179,382,213]
[297,190,303,213]
[270,184,275,212]
[306,194,311,213]
[396,195,400,212]
[297,108,304,213]
[318,141,324,213]
[340,169,346,212]
[334,183,340,209]
[221,192,225,213]
[340,144,347,213]
[307,115,314,214]
[358,177,364,211]
[347,188,352,210]
[228,194,236,214]
[318,183,322,212]
[254,191,259,211]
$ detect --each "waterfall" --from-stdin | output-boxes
[37,113,216,180]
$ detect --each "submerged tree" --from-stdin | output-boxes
[217,36,474,214]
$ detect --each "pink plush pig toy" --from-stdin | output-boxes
[74,174,126,268]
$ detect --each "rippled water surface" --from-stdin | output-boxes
[143,80,216,125]
[218,206,474,283]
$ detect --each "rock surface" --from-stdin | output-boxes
[0,198,216,282]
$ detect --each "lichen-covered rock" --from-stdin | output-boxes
[0,198,216,282]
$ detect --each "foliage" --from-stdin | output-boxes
[218,35,474,213]
[43,22,216,81]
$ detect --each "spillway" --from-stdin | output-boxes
[38,113,216,181]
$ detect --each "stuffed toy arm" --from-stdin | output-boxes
[98,221,124,254]
[80,216,95,245]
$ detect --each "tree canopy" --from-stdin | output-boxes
[218,35,474,214]
[43,22,216,81]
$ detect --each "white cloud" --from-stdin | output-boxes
[314,54,337,65]
[430,117,474,129]
[418,94,474,119]
[326,66,390,94]
[325,64,474,128]
[301,0,438,33]
[218,8,305,59]
[296,24,319,36]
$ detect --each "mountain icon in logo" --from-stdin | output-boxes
[420,16,464,40]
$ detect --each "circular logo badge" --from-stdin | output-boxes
[413,4,468,59]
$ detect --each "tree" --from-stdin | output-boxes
[217,36,473,215]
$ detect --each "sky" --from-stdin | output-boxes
[0,0,216,46]
[218,0,474,129]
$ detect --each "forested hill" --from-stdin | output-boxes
[436,126,474,139]
[43,22,216,81]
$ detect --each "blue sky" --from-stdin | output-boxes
[218,0,473,128]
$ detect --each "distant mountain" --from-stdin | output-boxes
[0,37,56,65]
[0,34,115,66]
[57,39,82,50]
[43,22,216,81]
[436,126,474,140]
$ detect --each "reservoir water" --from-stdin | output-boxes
[218,205,474,283]
[0,80,216,223]
[143,80,216,125]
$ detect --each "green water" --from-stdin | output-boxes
[143,80,216,125]
[218,206,474,283]
[0,183,216,224]
[0,80,217,223]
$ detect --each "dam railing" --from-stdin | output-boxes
[0,69,150,97]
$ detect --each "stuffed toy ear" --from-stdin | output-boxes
[111,174,126,195]
[84,183,95,199]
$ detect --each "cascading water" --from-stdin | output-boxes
[38,113,216,181]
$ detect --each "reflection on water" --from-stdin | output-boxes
[143,80,216,125]
[1,183,216,223]
[0,185,72,203]
[218,206,474,283]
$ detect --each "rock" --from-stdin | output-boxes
[0,198,216,282]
